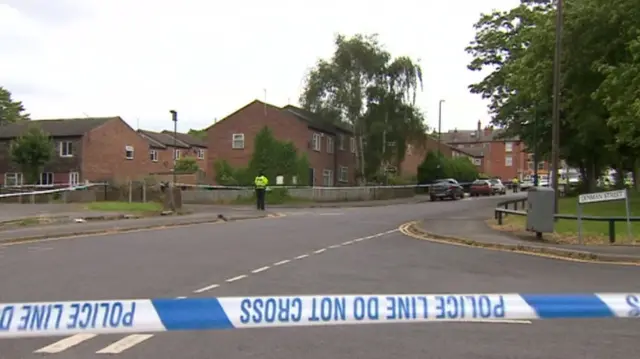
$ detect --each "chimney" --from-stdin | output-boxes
[477,120,481,132]
[484,125,493,136]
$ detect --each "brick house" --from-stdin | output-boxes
[400,136,481,178]
[439,120,548,181]
[206,100,356,186]
[137,130,207,176]
[0,117,156,186]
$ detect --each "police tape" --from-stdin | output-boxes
[0,294,638,337]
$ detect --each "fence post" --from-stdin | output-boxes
[608,220,616,243]
[498,211,503,225]
[515,201,518,211]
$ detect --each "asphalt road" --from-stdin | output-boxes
[0,194,638,359]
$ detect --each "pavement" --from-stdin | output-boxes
[411,200,640,263]
[0,194,638,358]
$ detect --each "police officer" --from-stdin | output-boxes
[512,177,519,193]
[254,172,269,210]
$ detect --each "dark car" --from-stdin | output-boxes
[429,178,464,201]
[470,179,492,196]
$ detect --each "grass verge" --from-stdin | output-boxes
[489,190,640,244]
[86,201,163,213]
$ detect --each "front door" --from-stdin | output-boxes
[308,168,315,186]
[69,172,80,187]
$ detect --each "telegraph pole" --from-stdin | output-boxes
[437,99,445,156]
[551,0,563,213]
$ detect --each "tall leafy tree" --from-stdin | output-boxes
[0,87,30,125]
[10,125,54,184]
[300,34,424,183]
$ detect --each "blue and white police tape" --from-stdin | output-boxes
[0,294,638,338]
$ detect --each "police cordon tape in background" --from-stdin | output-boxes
[0,293,638,338]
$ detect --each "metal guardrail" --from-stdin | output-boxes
[494,197,639,243]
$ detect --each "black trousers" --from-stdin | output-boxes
[255,188,266,210]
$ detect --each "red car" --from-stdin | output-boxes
[470,179,493,196]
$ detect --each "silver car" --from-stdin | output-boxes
[489,178,507,195]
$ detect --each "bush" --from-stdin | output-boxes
[417,151,479,184]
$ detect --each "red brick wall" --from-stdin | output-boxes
[82,118,156,182]
[148,147,208,176]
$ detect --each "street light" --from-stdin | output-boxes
[170,110,177,185]
[551,0,563,213]
[437,99,445,156]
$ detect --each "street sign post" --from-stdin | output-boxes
[577,189,631,244]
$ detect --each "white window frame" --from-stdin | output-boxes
[338,134,345,150]
[174,149,181,160]
[69,172,80,187]
[312,133,321,151]
[59,141,73,157]
[338,166,348,182]
[350,137,356,153]
[150,150,158,162]
[322,169,333,186]
[125,145,134,160]
[505,155,513,167]
[505,142,513,152]
[473,158,482,166]
[197,148,205,159]
[39,172,54,186]
[538,162,545,170]
[326,137,334,153]
[232,133,245,149]
[4,172,23,187]
[528,161,534,170]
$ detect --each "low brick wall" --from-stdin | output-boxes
[181,186,415,204]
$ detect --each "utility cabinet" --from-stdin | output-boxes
[526,187,555,233]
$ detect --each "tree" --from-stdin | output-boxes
[0,87,30,125]
[300,34,425,184]
[417,151,478,184]
[465,0,633,191]
[10,125,54,184]
[174,157,199,173]
[187,128,206,140]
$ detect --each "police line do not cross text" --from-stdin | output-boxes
[238,295,506,325]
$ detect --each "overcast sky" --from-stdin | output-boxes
[1,0,519,133]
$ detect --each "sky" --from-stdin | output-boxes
[0,0,520,133]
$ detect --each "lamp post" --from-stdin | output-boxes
[437,99,445,156]
[170,110,177,185]
[551,0,563,213]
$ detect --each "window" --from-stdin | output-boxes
[197,148,205,159]
[69,172,79,186]
[350,137,356,153]
[4,172,23,187]
[174,149,181,160]
[339,166,348,182]
[538,162,545,170]
[322,169,333,186]
[59,141,73,157]
[338,134,345,150]
[505,155,513,166]
[505,142,513,152]
[312,133,321,151]
[527,161,534,170]
[125,145,134,159]
[326,137,334,153]
[473,158,482,166]
[39,172,54,186]
[406,144,413,155]
[149,150,158,162]
[232,133,245,149]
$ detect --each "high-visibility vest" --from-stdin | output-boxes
[254,176,268,188]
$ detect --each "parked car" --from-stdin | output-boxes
[519,180,534,190]
[489,178,507,195]
[429,178,464,201]
[470,179,493,196]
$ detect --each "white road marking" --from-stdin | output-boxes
[294,254,309,260]
[313,248,326,254]
[95,334,154,354]
[176,296,187,299]
[34,334,97,353]
[342,240,354,245]
[273,259,290,266]
[251,266,270,273]
[226,274,247,282]
[193,283,220,293]
[328,244,340,249]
